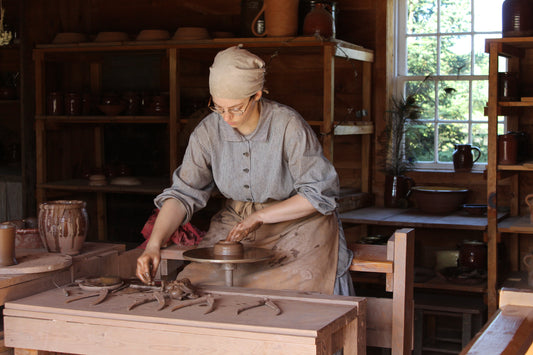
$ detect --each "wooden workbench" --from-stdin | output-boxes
[4,285,366,355]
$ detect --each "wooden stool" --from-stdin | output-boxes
[414,292,485,354]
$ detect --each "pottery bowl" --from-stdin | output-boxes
[136,29,170,41]
[173,27,210,40]
[94,31,130,42]
[98,103,125,116]
[411,186,469,214]
[462,204,488,216]
[52,32,88,44]
[213,240,244,257]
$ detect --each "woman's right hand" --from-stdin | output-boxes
[136,247,161,284]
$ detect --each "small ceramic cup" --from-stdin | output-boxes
[0,223,17,266]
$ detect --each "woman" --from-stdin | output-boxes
[136,46,353,295]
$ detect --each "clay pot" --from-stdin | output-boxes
[47,92,64,115]
[458,240,486,270]
[38,200,88,255]
[0,223,17,266]
[498,72,519,101]
[213,240,244,257]
[251,0,299,37]
[384,175,414,208]
[411,186,469,214]
[526,194,533,224]
[452,144,481,172]
[64,92,82,116]
[498,133,518,165]
[303,3,334,38]
[502,0,533,37]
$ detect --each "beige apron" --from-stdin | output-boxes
[178,199,339,294]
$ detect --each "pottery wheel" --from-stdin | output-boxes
[183,247,275,286]
[0,253,72,275]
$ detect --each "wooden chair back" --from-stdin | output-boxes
[349,228,415,355]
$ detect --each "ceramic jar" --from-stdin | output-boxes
[0,223,17,266]
[64,92,82,116]
[47,92,64,115]
[458,240,486,270]
[498,72,519,100]
[452,144,481,172]
[384,175,414,208]
[122,91,141,115]
[498,133,518,164]
[502,0,533,37]
[38,200,88,255]
[303,2,334,38]
[241,0,264,37]
[251,0,299,37]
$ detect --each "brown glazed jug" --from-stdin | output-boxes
[303,2,334,38]
[502,0,533,37]
[251,0,299,37]
[452,144,481,172]
[38,200,88,255]
[384,175,415,208]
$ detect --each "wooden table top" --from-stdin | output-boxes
[5,285,365,335]
[340,207,508,231]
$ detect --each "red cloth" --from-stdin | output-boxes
[139,209,205,249]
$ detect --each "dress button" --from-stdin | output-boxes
[243,152,249,157]
[243,168,249,173]
[244,185,250,189]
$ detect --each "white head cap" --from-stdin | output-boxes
[209,46,265,99]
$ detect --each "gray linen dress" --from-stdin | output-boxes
[155,99,354,295]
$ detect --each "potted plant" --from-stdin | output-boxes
[380,91,422,208]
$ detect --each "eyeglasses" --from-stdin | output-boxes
[208,97,254,116]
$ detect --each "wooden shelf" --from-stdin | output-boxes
[498,215,533,234]
[414,276,487,294]
[36,115,170,124]
[498,161,533,171]
[340,207,507,231]
[38,177,168,195]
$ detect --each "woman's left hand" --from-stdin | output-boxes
[226,215,263,242]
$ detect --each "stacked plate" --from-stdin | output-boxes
[173,27,210,41]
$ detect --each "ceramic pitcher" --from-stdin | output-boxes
[251,0,299,37]
[452,144,481,172]
[523,252,533,287]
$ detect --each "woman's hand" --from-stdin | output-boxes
[226,214,263,242]
[136,247,161,284]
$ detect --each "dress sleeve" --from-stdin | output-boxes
[154,126,215,224]
[284,116,339,215]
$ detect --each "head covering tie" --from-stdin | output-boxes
[209,46,265,99]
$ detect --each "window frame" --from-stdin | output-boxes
[394,0,503,172]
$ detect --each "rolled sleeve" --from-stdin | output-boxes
[154,127,215,224]
[285,117,339,215]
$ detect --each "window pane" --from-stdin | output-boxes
[408,0,438,34]
[472,123,488,163]
[440,35,471,75]
[438,123,468,161]
[472,80,488,121]
[407,36,437,75]
[474,0,503,32]
[406,122,435,162]
[441,0,471,33]
[407,79,435,120]
[474,34,492,75]
[439,81,469,120]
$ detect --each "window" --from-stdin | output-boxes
[396,0,504,170]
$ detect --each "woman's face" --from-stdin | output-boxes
[211,93,261,134]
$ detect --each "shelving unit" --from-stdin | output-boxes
[33,37,374,242]
[340,207,509,294]
[486,37,533,315]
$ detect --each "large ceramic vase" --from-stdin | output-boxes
[251,0,299,37]
[38,200,88,255]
